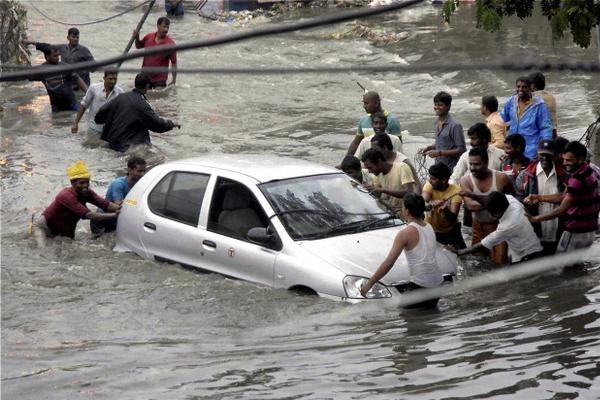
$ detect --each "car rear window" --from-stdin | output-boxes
[148,171,210,225]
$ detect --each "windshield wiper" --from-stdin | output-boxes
[309,214,397,240]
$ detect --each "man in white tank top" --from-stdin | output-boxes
[361,193,443,308]
[459,147,514,265]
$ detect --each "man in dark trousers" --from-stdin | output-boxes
[95,73,180,152]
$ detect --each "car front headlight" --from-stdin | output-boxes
[343,275,392,299]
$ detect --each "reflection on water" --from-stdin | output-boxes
[1,1,599,399]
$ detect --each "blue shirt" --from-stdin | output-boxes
[499,95,553,159]
[106,176,131,202]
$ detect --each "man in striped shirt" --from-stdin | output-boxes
[528,141,599,253]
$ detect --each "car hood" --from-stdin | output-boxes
[297,226,410,284]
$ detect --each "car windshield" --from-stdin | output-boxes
[260,173,400,240]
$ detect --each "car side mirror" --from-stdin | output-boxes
[247,227,273,245]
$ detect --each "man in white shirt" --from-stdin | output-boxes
[71,69,124,146]
[449,191,543,264]
[451,123,504,183]
[517,139,567,255]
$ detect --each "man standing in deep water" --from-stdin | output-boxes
[133,17,177,88]
[95,73,180,152]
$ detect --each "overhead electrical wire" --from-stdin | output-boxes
[27,0,153,26]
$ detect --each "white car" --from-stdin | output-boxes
[115,154,457,301]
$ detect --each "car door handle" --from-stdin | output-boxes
[144,222,156,231]
[202,240,216,248]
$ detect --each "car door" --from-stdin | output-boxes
[201,177,279,287]
[138,170,213,268]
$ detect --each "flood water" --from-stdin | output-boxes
[2,1,600,399]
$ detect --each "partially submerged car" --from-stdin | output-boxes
[115,154,457,301]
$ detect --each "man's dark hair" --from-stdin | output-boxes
[554,137,569,154]
[529,71,546,90]
[67,27,79,36]
[481,95,498,113]
[340,155,361,171]
[370,110,387,123]
[428,163,451,180]
[403,192,426,219]
[564,141,587,160]
[127,156,146,169]
[38,42,56,56]
[103,67,118,78]
[487,191,509,216]
[134,73,151,90]
[467,122,492,144]
[371,133,393,151]
[433,91,452,107]
[469,146,489,164]
[157,16,171,26]
[361,148,386,164]
[516,76,533,86]
[504,133,526,152]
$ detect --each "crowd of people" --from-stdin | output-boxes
[22,21,599,308]
[346,77,599,305]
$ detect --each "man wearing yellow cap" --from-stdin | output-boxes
[32,160,121,247]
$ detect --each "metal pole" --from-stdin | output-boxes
[117,0,156,68]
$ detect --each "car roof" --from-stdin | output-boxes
[170,154,342,183]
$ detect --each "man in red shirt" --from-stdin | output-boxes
[133,17,177,88]
[32,160,121,247]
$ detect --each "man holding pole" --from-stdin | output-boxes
[133,17,177,88]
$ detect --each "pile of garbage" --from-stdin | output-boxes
[329,21,410,45]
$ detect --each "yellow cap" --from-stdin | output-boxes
[66,160,91,181]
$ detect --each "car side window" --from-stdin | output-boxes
[208,178,268,241]
[148,171,210,226]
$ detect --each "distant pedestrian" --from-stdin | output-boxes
[133,17,177,88]
[420,91,466,171]
[95,73,180,152]
[500,76,552,159]
[165,0,184,16]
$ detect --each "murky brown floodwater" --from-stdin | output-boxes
[2,1,599,399]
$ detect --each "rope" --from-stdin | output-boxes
[414,151,429,184]
[28,0,152,26]
[578,115,600,148]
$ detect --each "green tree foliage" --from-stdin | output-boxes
[442,0,600,48]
